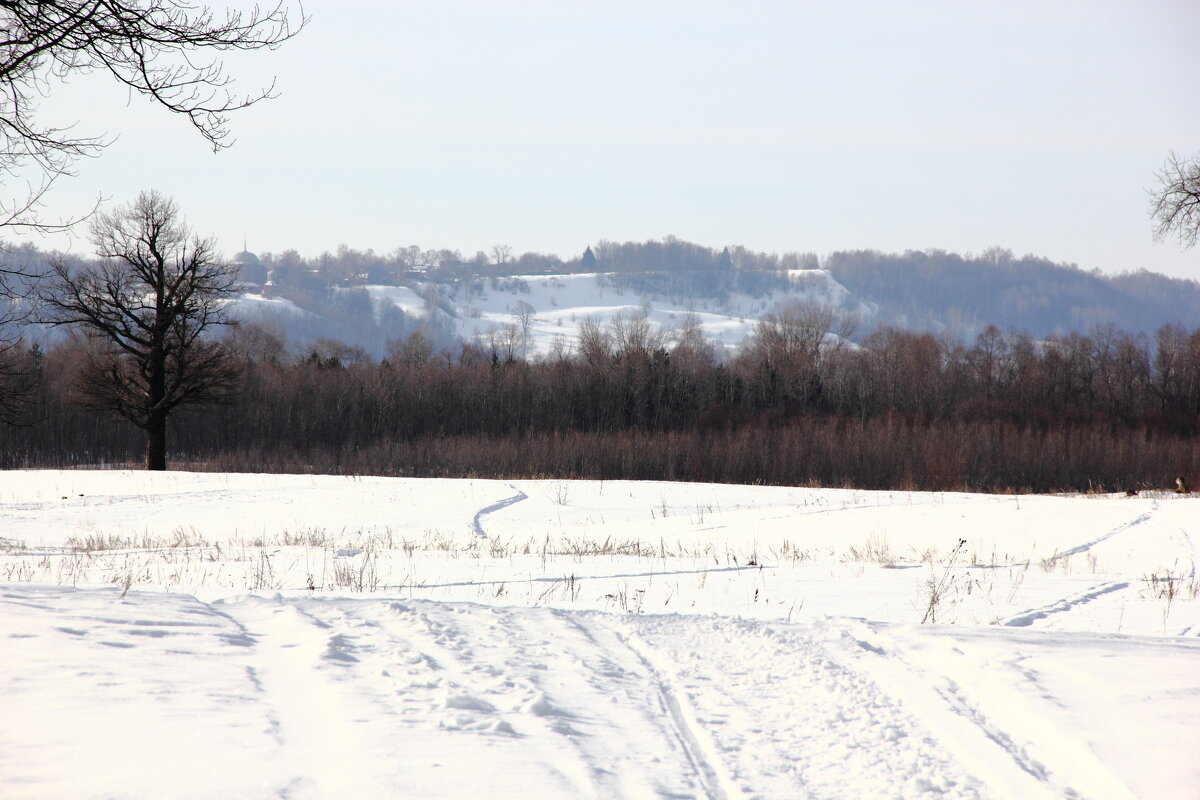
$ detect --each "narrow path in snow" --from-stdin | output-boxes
[214,596,392,799]
[1041,501,1157,563]
[994,501,1158,633]
[616,628,742,800]
[834,619,1146,800]
[216,594,719,799]
[471,483,528,539]
[1001,581,1131,628]
[215,595,1027,799]
[9,588,1198,799]
[624,615,992,799]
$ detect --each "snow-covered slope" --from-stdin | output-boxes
[233,270,869,357]
[3,472,1198,798]
[415,270,868,355]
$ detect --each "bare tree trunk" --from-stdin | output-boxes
[146,350,168,470]
[145,410,167,471]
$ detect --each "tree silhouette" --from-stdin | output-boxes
[1150,151,1200,250]
[44,190,241,470]
[0,1,304,231]
[581,246,598,271]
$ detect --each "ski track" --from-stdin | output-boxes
[1175,527,1199,636]
[216,594,719,799]
[836,620,1144,800]
[623,615,990,800]
[994,501,1156,632]
[1042,502,1157,563]
[471,484,529,540]
[607,626,739,800]
[7,585,1197,798]
[205,595,1039,799]
[1001,581,1132,628]
[214,597,1033,799]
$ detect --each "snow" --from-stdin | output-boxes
[3,471,1199,798]
[361,284,428,318]
[369,271,866,355]
[232,293,315,317]
[230,271,871,358]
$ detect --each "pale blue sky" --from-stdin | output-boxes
[16,0,1200,277]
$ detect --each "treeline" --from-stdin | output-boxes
[260,236,818,282]
[826,247,1200,336]
[231,239,1200,339]
[4,308,1200,492]
[11,237,1200,353]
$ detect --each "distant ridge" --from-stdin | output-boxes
[6,238,1198,356]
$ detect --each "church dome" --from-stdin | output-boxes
[231,250,268,285]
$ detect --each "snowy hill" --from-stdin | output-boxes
[232,269,869,358]
[227,254,1200,361]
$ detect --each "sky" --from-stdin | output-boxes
[10,0,1200,278]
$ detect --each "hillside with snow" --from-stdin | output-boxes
[3,471,1198,798]
[232,269,868,358]
[14,240,1200,359]
[227,256,1200,361]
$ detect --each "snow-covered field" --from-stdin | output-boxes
[2,471,1198,799]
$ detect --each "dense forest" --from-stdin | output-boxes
[4,306,1200,492]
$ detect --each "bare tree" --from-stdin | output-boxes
[670,312,716,371]
[0,2,300,415]
[750,301,856,369]
[0,246,44,421]
[1150,150,1200,250]
[483,323,523,363]
[490,244,513,267]
[576,317,612,367]
[512,299,536,355]
[386,330,435,367]
[0,1,304,231]
[43,190,241,469]
[609,308,665,361]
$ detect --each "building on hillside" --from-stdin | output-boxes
[231,250,268,288]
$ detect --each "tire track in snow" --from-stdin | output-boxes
[471,483,528,539]
[523,608,727,798]
[367,599,746,798]
[830,621,1063,800]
